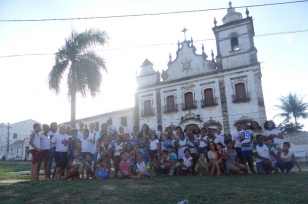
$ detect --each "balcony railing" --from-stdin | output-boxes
[232,92,251,103]
[141,108,155,117]
[181,101,198,110]
[163,104,179,113]
[201,97,218,107]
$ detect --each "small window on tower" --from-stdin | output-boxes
[13,133,17,139]
[231,37,239,51]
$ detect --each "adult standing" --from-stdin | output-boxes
[47,122,58,179]
[29,123,42,181]
[232,122,243,163]
[68,129,81,161]
[263,120,284,146]
[215,126,226,147]
[240,122,255,173]
[137,124,150,149]
[89,123,99,165]
[250,121,262,145]
[77,121,86,140]
[80,129,91,159]
[40,124,51,180]
[51,125,69,180]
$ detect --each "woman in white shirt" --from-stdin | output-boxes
[89,123,99,164]
[40,124,51,180]
[80,129,92,159]
[51,125,69,180]
[263,120,283,146]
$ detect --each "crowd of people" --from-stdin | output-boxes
[28,120,304,181]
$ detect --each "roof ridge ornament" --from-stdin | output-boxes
[202,44,207,60]
[229,1,232,9]
[213,17,217,27]
[181,27,188,41]
[211,50,214,60]
[246,7,249,18]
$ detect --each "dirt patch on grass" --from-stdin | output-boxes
[100,185,116,190]
[0,179,27,184]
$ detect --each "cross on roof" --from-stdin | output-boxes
[181,27,188,41]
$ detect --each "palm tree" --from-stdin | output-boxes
[275,93,308,127]
[48,29,108,128]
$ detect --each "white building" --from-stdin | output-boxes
[71,3,266,134]
[0,119,39,159]
[135,4,266,133]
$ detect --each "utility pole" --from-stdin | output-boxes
[6,123,11,156]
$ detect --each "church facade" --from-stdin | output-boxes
[135,4,266,133]
[70,4,267,134]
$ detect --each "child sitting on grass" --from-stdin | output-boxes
[135,151,153,178]
[194,152,208,176]
[62,149,83,180]
[207,142,218,176]
[180,148,193,176]
[224,139,246,174]
[95,157,109,179]
[117,152,138,179]
[154,150,171,176]
[82,153,95,179]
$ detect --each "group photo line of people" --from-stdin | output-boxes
[28,119,304,181]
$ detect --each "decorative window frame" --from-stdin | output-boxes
[164,94,177,105]
[231,79,251,103]
[182,90,195,101]
[201,86,216,100]
[141,98,154,110]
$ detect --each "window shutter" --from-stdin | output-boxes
[144,100,152,115]
[184,92,194,108]
[166,95,175,111]
[235,83,246,100]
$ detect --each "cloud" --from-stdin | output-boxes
[282,34,293,43]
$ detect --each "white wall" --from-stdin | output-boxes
[73,108,135,134]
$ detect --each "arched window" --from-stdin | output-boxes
[202,88,216,107]
[233,83,250,102]
[165,95,176,112]
[183,92,197,110]
[231,37,239,51]
[143,99,154,117]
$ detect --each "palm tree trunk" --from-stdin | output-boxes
[294,116,298,129]
[70,90,76,128]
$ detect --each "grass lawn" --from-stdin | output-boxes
[0,162,32,180]
[0,174,307,203]
[0,163,307,204]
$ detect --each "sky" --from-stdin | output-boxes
[0,0,307,131]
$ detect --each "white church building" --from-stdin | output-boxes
[72,4,266,134]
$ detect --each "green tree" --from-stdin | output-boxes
[278,121,303,133]
[275,93,308,128]
[48,29,108,128]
